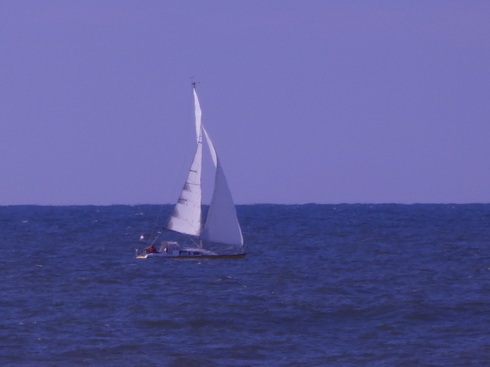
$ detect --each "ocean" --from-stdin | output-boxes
[1,204,489,366]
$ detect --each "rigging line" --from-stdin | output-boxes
[147,204,166,243]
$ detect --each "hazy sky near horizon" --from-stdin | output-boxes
[1,1,489,205]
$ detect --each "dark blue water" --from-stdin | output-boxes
[1,204,490,366]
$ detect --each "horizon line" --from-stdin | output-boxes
[1,202,489,207]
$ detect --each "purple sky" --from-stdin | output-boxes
[1,1,489,205]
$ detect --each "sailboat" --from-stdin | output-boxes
[137,83,246,259]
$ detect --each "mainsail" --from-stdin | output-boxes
[166,88,203,236]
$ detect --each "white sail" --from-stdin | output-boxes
[166,88,204,236]
[192,88,202,144]
[166,143,202,236]
[201,126,244,246]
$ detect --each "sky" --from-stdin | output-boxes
[1,1,489,205]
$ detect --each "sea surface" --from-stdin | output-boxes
[1,204,490,366]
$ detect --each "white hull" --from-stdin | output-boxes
[137,247,246,260]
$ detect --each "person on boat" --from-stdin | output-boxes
[145,245,158,254]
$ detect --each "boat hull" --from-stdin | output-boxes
[137,253,246,260]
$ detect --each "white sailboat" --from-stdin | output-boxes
[137,84,245,259]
